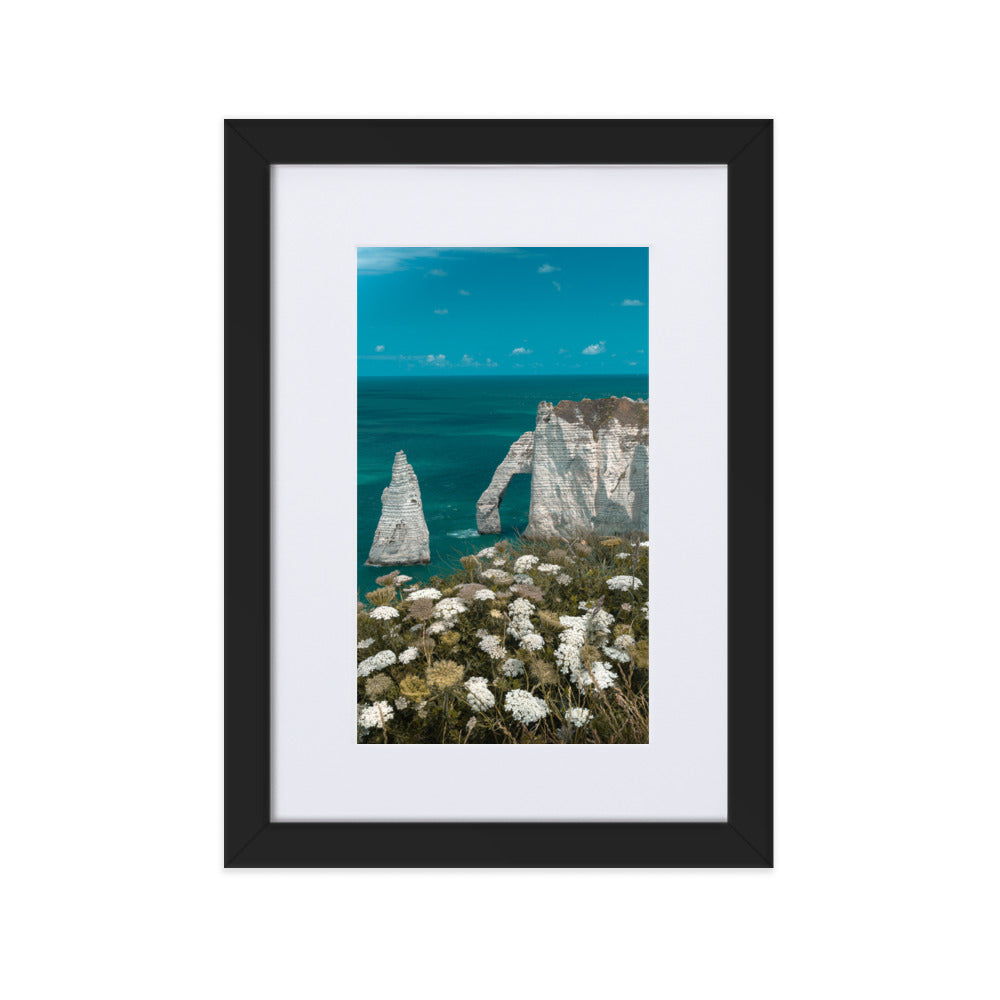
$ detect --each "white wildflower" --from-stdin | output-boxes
[396,574,414,582]
[501,658,524,677]
[621,603,632,613]
[357,637,375,650]
[504,689,549,725]
[433,597,468,619]
[639,541,649,548]
[606,575,643,591]
[536,563,561,574]
[615,552,632,560]
[565,707,593,728]
[474,588,497,601]
[513,573,534,585]
[398,646,419,664]
[519,633,544,652]
[602,644,631,663]
[369,605,399,620]
[464,676,495,711]
[556,573,571,585]
[476,546,496,560]
[478,635,506,660]
[481,568,513,583]
[406,587,442,602]
[358,700,394,729]
[357,649,397,677]
[590,608,615,633]
[615,634,635,649]
[509,597,535,617]
[427,620,449,635]
[394,697,409,710]
[513,554,540,573]
[576,660,618,691]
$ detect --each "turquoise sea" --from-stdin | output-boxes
[357,374,649,594]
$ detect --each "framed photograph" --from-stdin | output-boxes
[225,120,772,867]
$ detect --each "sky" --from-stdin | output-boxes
[357,247,648,376]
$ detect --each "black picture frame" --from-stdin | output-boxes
[225,119,773,868]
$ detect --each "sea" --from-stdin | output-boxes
[357,374,649,595]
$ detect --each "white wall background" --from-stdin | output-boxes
[1,3,998,999]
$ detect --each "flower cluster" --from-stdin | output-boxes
[513,554,539,573]
[478,635,506,660]
[504,689,549,725]
[464,676,495,711]
[433,597,467,620]
[565,707,593,728]
[602,644,631,663]
[577,660,618,690]
[501,658,524,677]
[606,575,643,591]
[357,649,397,677]
[406,587,442,602]
[369,605,399,620]
[358,701,394,729]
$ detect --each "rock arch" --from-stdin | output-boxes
[475,432,534,534]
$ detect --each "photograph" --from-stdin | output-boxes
[356,246,650,744]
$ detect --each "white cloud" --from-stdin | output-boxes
[357,247,527,275]
[552,280,562,291]
[374,345,385,352]
[511,346,533,356]
[557,348,570,355]
[621,299,645,307]
[538,263,560,274]
[428,268,448,277]
[423,354,447,366]
[485,358,497,367]
[582,341,607,355]
[458,289,471,296]
[433,308,449,315]
[461,354,475,365]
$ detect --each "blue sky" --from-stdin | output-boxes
[357,247,648,376]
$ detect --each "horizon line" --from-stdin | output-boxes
[357,371,650,378]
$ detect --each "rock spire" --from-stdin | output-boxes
[366,450,431,566]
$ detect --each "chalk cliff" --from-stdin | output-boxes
[475,431,534,534]
[525,397,649,538]
[366,451,431,566]
[476,397,649,538]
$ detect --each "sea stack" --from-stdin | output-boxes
[476,431,534,534]
[525,397,649,538]
[366,450,431,566]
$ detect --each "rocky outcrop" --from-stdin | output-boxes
[525,397,648,538]
[476,431,534,534]
[366,451,431,565]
